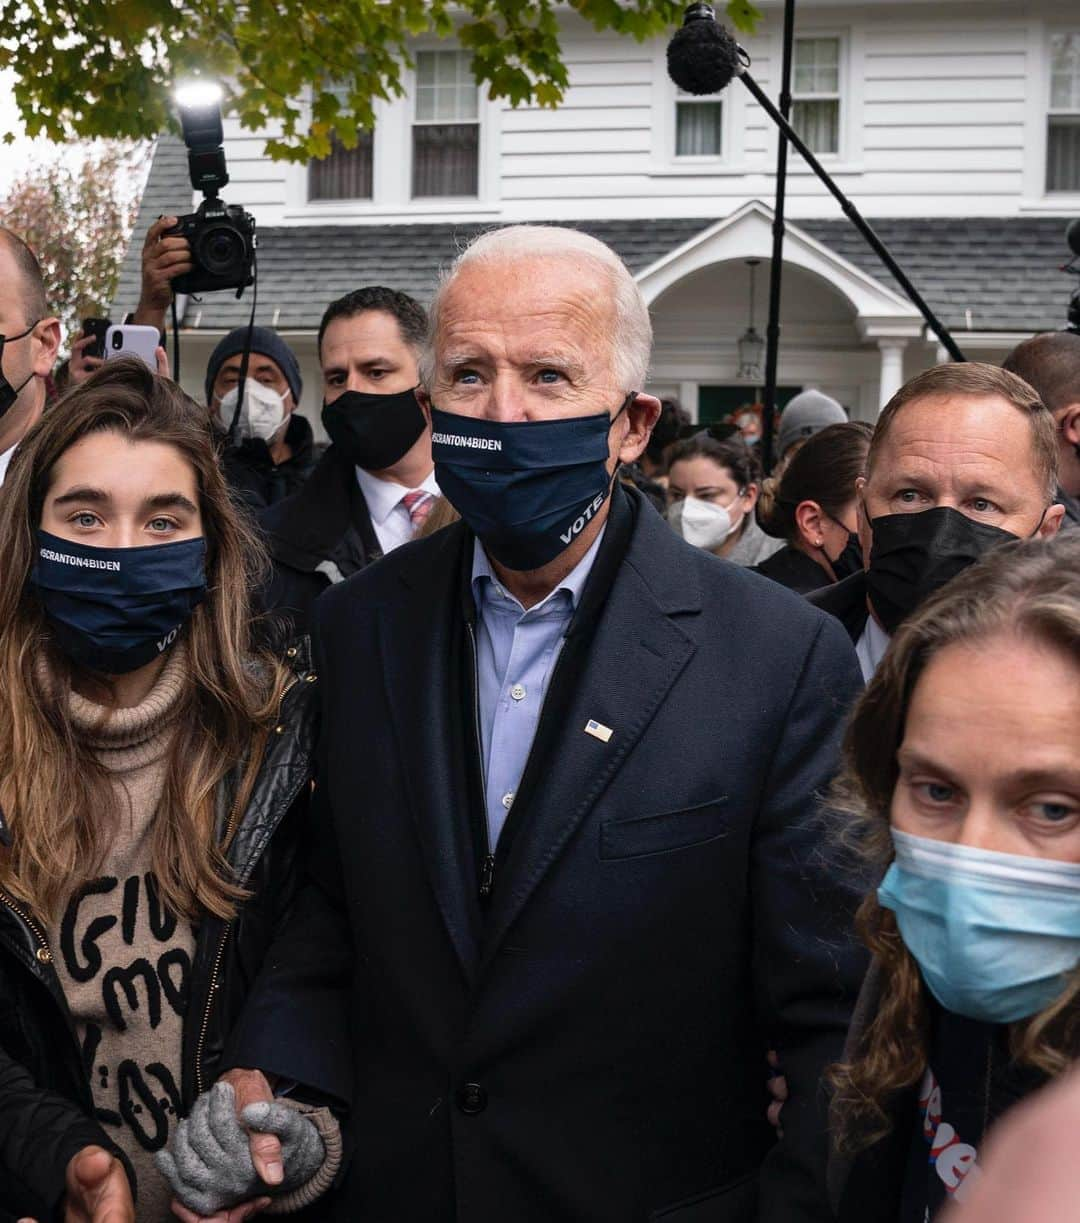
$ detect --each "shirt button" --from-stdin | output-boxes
[456,1083,488,1114]
[501,792,515,810]
[510,683,526,701]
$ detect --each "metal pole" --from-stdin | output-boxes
[738,67,966,363]
[761,0,795,475]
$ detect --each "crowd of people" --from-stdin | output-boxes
[0,215,1078,1223]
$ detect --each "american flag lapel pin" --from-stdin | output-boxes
[584,719,613,743]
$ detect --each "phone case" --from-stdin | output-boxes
[104,325,159,371]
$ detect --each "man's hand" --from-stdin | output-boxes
[132,216,192,331]
[221,1069,283,1187]
[59,1145,134,1223]
[68,334,104,387]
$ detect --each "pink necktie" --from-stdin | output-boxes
[402,490,434,531]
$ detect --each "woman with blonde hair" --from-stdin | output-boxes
[0,360,336,1221]
[828,532,1080,1221]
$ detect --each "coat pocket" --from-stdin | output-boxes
[599,797,729,861]
[649,1170,758,1222]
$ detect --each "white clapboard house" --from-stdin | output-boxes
[113,0,1080,429]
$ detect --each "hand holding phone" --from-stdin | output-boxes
[105,324,161,371]
[80,317,112,361]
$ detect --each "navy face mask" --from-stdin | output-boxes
[430,397,632,571]
[30,530,207,675]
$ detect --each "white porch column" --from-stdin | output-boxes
[877,339,908,412]
[679,380,699,423]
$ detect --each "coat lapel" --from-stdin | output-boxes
[379,524,481,982]
[479,511,701,969]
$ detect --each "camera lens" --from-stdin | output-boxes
[196,223,244,276]
[112,331,123,349]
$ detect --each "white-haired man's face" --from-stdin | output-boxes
[417,254,660,473]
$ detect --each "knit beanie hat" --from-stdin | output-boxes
[777,389,847,456]
[204,326,303,406]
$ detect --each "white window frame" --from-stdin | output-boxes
[649,41,745,175]
[411,48,483,200]
[783,26,863,174]
[283,48,501,220]
[1022,21,1080,209]
[1046,29,1080,195]
[791,35,842,157]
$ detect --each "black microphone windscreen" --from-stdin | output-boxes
[667,13,741,95]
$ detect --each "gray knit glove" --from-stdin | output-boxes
[157,1081,326,1215]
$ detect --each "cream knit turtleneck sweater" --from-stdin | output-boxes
[45,645,195,1222]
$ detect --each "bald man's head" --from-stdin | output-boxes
[0,229,48,328]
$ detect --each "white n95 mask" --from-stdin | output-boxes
[668,494,741,552]
[217,381,289,444]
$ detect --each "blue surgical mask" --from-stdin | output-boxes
[878,828,1080,1024]
[430,397,632,571]
[30,529,207,675]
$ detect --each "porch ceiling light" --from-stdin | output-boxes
[737,257,764,381]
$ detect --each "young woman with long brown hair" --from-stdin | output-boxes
[827,532,1080,1221]
[0,360,334,1222]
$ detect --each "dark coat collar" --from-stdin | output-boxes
[808,569,869,644]
[260,445,377,573]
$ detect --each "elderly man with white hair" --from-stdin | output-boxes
[168,226,865,1223]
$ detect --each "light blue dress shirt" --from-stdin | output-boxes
[471,528,606,851]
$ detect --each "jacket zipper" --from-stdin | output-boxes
[0,888,52,964]
[194,674,298,1096]
[466,623,496,900]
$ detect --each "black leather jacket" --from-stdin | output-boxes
[0,642,318,1223]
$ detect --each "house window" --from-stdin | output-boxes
[413,50,479,197]
[792,37,841,155]
[1048,33,1080,193]
[675,93,723,157]
[309,130,374,201]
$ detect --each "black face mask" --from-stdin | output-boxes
[865,506,1023,634]
[30,530,207,675]
[321,387,427,470]
[826,523,863,582]
[0,322,39,420]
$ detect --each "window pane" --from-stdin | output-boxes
[1051,33,1080,110]
[676,101,723,156]
[794,38,839,94]
[1048,116,1080,192]
[415,50,478,121]
[412,123,479,196]
[309,130,374,200]
[792,98,839,154]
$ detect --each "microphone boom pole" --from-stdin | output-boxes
[666,3,966,398]
[737,68,966,364]
[761,0,796,474]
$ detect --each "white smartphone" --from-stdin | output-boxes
[104,324,159,371]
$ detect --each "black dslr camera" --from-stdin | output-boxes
[166,85,256,296]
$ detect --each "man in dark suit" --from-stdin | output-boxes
[194,227,865,1223]
[259,286,438,639]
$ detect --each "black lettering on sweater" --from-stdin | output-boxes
[61,877,119,981]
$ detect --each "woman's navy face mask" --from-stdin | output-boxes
[29,530,207,675]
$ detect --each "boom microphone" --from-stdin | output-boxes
[666,3,743,96]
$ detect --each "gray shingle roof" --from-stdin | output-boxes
[797,217,1076,334]
[112,138,1078,335]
